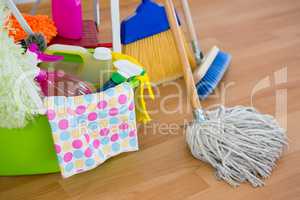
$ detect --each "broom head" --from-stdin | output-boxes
[121,0,196,84]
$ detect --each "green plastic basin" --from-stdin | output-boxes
[0,115,60,176]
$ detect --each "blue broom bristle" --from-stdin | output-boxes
[196,51,231,100]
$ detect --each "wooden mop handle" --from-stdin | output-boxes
[164,0,202,110]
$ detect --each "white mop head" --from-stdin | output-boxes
[186,106,287,187]
[0,2,43,129]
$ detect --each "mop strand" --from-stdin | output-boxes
[186,106,287,187]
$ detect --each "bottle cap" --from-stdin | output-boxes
[93,47,112,60]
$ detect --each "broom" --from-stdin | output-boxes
[121,0,196,84]
[165,0,287,187]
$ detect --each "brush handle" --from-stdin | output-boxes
[6,0,34,35]
[94,0,100,28]
[111,0,122,52]
[164,0,202,110]
[180,0,203,62]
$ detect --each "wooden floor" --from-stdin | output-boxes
[1,0,300,199]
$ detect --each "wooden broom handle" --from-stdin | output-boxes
[164,0,202,110]
[180,0,200,52]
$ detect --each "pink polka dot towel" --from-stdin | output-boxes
[44,83,138,178]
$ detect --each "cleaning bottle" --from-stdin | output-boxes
[52,0,83,39]
[80,47,113,87]
[100,59,144,91]
[40,44,113,87]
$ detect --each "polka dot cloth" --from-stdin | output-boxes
[44,83,138,178]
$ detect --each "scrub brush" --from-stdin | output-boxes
[194,46,231,99]
[180,0,231,99]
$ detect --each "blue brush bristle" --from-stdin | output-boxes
[196,51,231,100]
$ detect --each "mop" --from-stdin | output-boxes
[165,0,287,187]
[0,2,44,128]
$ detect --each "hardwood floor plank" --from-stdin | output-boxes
[1,0,299,199]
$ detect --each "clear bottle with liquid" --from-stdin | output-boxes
[79,47,113,87]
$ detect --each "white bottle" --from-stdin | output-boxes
[93,47,113,87]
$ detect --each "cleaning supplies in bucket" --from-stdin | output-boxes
[41,44,113,87]
[0,1,154,178]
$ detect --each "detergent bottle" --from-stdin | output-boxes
[40,44,113,88]
[52,0,83,39]
[80,47,113,87]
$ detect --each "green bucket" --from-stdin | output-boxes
[0,115,60,176]
[0,52,144,176]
